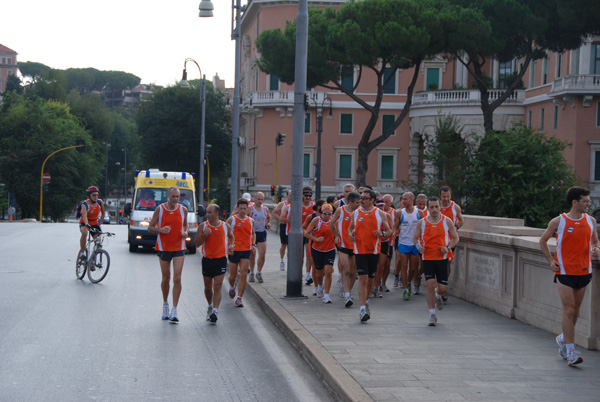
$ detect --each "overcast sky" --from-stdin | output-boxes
[2,0,238,88]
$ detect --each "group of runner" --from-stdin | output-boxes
[83,182,594,366]
[270,184,463,325]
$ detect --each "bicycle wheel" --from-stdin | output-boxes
[75,250,87,280]
[87,249,110,283]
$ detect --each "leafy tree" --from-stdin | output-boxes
[412,113,476,202]
[0,94,100,219]
[466,123,577,227]
[31,68,69,102]
[105,108,140,197]
[256,0,462,187]
[448,0,591,133]
[135,81,231,206]
[18,61,51,79]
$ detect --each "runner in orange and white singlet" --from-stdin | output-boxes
[439,186,463,281]
[331,191,361,308]
[226,198,256,308]
[413,196,459,327]
[370,196,393,299]
[305,204,336,304]
[540,186,600,366]
[195,204,235,324]
[348,189,390,323]
[78,186,106,259]
[148,187,189,324]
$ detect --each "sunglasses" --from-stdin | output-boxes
[322,212,332,215]
[361,197,371,200]
[303,193,312,197]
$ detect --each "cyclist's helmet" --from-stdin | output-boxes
[86,186,100,197]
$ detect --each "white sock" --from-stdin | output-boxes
[213,308,218,313]
[344,292,350,298]
[558,333,564,342]
[324,293,329,298]
[429,309,436,315]
[208,304,213,309]
[360,305,366,311]
[281,258,284,263]
[566,343,575,353]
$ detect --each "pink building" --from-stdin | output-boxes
[0,44,18,93]
[236,1,600,205]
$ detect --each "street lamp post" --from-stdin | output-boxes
[308,93,332,201]
[180,58,206,208]
[122,148,127,203]
[230,0,242,213]
[105,140,110,199]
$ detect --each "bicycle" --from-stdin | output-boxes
[76,227,115,283]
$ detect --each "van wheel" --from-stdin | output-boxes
[129,243,137,252]
[188,245,196,254]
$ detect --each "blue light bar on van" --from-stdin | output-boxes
[145,170,150,178]
[191,173,196,179]
[135,170,140,177]
[182,172,186,179]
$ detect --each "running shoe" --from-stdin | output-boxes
[162,304,170,320]
[442,293,448,303]
[428,314,437,326]
[249,273,255,282]
[256,272,263,283]
[413,283,420,295]
[403,289,410,301]
[280,261,285,271]
[370,289,377,299]
[323,294,332,304]
[435,293,444,310]
[169,307,179,324]
[317,286,324,298]
[393,277,399,288]
[206,306,212,321]
[338,283,345,298]
[407,286,412,297]
[305,273,313,285]
[567,350,583,366]
[235,296,244,307]
[344,297,353,308]
[229,286,236,299]
[79,252,86,262]
[313,289,317,295]
[209,310,218,324]
[366,303,370,316]
[360,309,370,322]
[556,335,567,360]
[380,283,390,293]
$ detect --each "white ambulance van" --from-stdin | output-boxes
[125,169,198,253]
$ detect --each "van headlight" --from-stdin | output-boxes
[131,220,150,227]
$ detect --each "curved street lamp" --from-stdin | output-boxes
[180,58,207,209]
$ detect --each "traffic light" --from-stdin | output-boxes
[276,132,286,146]
[271,185,275,196]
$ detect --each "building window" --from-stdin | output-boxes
[304,113,311,134]
[340,113,353,134]
[540,108,545,130]
[498,61,512,89]
[553,105,558,129]
[528,110,532,127]
[529,60,536,88]
[341,65,354,92]
[592,43,600,75]
[269,74,279,91]
[303,153,311,178]
[383,68,396,94]
[556,52,563,78]
[380,155,394,180]
[382,114,395,136]
[542,58,548,85]
[338,154,353,179]
[426,68,439,90]
[597,101,600,127]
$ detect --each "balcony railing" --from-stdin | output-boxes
[412,89,525,107]
[550,75,600,96]
[247,90,331,108]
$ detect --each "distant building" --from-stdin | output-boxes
[0,44,18,93]
[234,0,600,209]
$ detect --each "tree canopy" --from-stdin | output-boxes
[135,81,232,207]
[256,0,461,186]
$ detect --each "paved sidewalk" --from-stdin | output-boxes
[245,233,600,402]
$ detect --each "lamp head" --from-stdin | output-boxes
[180,69,190,88]
[199,0,214,18]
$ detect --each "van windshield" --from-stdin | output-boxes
[134,188,195,212]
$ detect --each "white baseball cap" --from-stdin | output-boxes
[242,192,251,201]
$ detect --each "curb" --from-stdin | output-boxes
[246,282,374,402]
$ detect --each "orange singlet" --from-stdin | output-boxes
[156,203,186,252]
[554,213,594,276]
[440,201,458,225]
[352,207,383,255]
[311,217,335,252]
[419,216,452,261]
[231,215,253,252]
[201,221,229,259]
[336,206,354,249]
[302,201,315,225]
[79,200,102,225]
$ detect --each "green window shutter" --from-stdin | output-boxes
[339,155,352,178]
[382,114,395,136]
[340,114,352,134]
[269,74,279,91]
[381,155,393,179]
[426,68,439,90]
[303,154,310,178]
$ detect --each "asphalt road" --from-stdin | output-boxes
[0,222,336,402]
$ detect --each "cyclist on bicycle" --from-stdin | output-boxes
[79,186,106,261]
